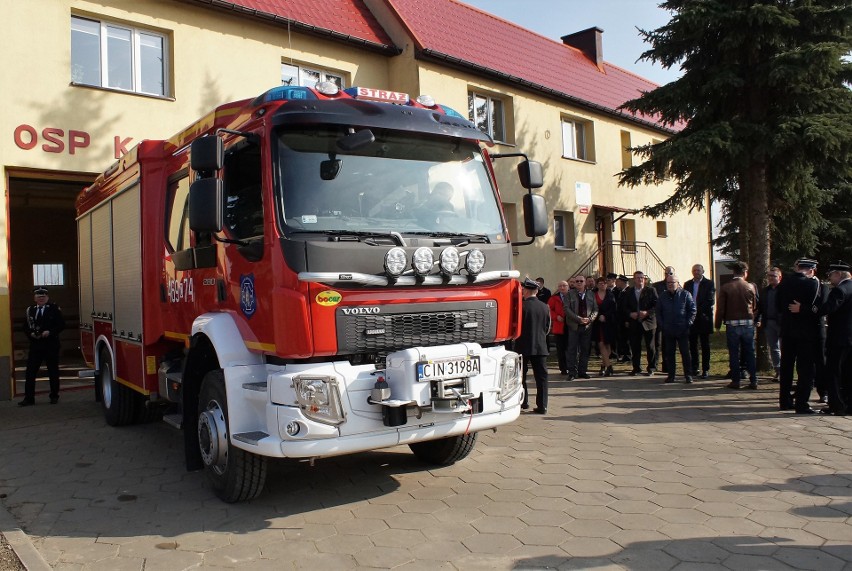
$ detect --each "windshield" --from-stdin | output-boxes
[274,127,506,241]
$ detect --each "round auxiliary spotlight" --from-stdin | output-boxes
[416,94,436,107]
[315,81,340,96]
[412,247,434,276]
[465,249,486,275]
[439,247,460,275]
[384,247,407,277]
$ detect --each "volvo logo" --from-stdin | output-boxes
[342,307,381,315]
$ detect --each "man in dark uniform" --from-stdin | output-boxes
[517,278,551,414]
[776,258,825,413]
[791,262,852,416]
[20,287,66,406]
[614,274,632,363]
[688,263,716,379]
[620,270,658,375]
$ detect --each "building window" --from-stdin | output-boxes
[621,130,633,169]
[554,211,576,249]
[469,91,506,142]
[620,219,636,252]
[71,16,168,96]
[281,63,344,88]
[33,264,64,287]
[562,117,594,161]
[656,221,668,237]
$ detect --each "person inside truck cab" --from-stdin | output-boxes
[413,182,456,225]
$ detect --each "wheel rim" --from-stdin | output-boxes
[198,399,228,475]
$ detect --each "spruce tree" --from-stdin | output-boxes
[618,0,852,278]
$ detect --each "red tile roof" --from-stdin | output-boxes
[182,0,395,50]
[385,0,668,130]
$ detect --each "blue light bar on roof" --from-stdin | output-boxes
[438,104,465,119]
[256,86,318,104]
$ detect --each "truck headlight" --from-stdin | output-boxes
[465,248,485,275]
[292,376,345,425]
[439,247,460,275]
[498,353,522,402]
[412,247,434,276]
[384,247,407,277]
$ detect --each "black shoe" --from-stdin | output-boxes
[630,370,641,376]
[532,408,547,415]
[818,408,835,415]
[726,382,741,389]
[50,396,59,404]
[685,377,693,384]
[780,403,795,411]
[560,371,568,375]
[700,371,709,379]
[748,383,758,390]
[567,375,575,382]
[605,366,614,377]
[643,370,653,377]
[521,403,529,410]
[18,398,34,407]
[664,376,675,383]
[795,408,816,415]
[577,374,591,379]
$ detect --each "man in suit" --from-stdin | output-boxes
[535,277,552,303]
[614,274,632,363]
[548,280,570,375]
[688,263,716,379]
[775,258,826,413]
[517,278,551,414]
[755,267,783,380]
[715,261,758,390]
[20,287,66,406]
[620,270,658,376]
[651,266,675,373]
[791,261,852,416]
[657,274,697,383]
[564,275,599,380]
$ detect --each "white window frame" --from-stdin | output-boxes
[468,91,506,142]
[281,63,345,88]
[562,118,590,161]
[71,15,169,97]
[553,211,576,250]
[33,264,65,287]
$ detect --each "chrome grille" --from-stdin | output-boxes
[336,302,497,353]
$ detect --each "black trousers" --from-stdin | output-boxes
[779,335,816,410]
[689,327,711,374]
[824,345,852,414]
[24,340,61,400]
[629,325,656,373]
[554,333,568,374]
[663,334,692,379]
[522,355,548,410]
[617,320,632,360]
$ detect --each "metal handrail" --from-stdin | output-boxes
[569,240,667,280]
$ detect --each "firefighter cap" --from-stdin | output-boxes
[522,277,540,290]
[33,287,48,295]
[795,258,818,269]
[616,274,629,282]
[829,261,850,272]
[606,272,618,280]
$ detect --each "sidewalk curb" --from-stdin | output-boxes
[0,502,50,571]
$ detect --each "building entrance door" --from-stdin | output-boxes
[8,173,93,399]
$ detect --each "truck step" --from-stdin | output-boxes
[162,414,183,429]
[233,431,269,445]
[78,369,96,378]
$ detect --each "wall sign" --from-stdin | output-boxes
[13,123,133,159]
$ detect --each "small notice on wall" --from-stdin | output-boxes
[575,182,591,214]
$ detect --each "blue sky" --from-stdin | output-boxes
[460,0,681,85]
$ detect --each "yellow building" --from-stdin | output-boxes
[0,0,711,399]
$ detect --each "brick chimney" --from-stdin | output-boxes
[561,27,604,69]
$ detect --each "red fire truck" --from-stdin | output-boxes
[77,82,546,502]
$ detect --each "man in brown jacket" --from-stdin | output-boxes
[715,261,758,389]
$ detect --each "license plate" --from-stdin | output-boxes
[416,356,481,382]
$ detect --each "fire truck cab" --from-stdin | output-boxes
[77,83,546,502]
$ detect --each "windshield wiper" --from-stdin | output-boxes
[407,232,491,245]
[314,230,406,246]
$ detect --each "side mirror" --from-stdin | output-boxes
[523,193,548,238]
[190,136,224,173]
[189,178,224,232]
[518,160,543,189]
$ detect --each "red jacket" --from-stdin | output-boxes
[548,293,566,334]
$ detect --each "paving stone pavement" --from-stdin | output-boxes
[1,372,850,570]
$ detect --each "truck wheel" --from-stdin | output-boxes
[99,348,135,426]
[197,370,267,502]
[409,432,478,465]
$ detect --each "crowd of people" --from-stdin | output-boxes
[515,259,852,418]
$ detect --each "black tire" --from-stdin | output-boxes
[409,432,478,465]
[198,370,267,502]
[99,348,135,426]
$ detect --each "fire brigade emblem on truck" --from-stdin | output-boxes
[240,274,256,318]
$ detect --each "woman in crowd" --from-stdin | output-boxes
[593,276,618,376]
